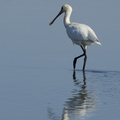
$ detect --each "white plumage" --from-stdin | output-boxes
[66,23,101,47]
[49,4,101,71]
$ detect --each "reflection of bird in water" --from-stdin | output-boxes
[47,71,97,120]
[61,71,97,120]
[73,70,86,90]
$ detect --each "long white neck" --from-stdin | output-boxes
[63,9,72,28]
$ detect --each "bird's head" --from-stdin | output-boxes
[49,4,72,25]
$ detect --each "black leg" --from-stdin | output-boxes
[82,51,87,71]
[73,45,87,71]
[73,53,85,69]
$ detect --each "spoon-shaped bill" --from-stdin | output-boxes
[49,8,63,25]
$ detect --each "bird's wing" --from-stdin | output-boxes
[66,23,87,41]
[67,23,98,42]
[84,24,99,41]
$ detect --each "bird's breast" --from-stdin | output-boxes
[66,25,82,39]
[66,23,88,45]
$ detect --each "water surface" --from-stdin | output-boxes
[0,0,120,120]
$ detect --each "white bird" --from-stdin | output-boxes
[49,4,101,71]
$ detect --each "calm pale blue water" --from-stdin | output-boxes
[0,0,120,120]
[0,66,120,120]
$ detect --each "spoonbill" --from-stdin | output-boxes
[49,4,101,71]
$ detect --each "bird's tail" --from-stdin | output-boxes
[95,41,102,45]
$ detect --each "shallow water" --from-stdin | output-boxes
[0,0,120,120]
[0,66,120,120]
[47,69,120,120]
